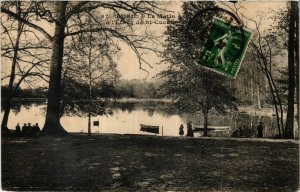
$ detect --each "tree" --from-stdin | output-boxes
[1,86,48,98]
[1,2,50,134]
[231,52,267,107]
[61,21,120,136]
[114,79,159,99]
[249,23,285,138]
[223,2,296,138]
[272,1,299,138]
[285,1,298,138]
[161,66,237,136]
[1,1,167,136]
[160,2,237,136]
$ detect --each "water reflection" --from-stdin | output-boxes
[1,100,280,137]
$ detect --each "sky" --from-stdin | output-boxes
[114,1,287,80]
[1,1,288,88]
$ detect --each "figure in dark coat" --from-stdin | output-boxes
[15,123,21,136]
[32,123,41,137]
[186,122,194,137]
[27,123,33,137]
[22,123,28,137]
[257,122,264,138]
[179,124,184,137]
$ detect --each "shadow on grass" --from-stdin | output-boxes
[1,134,299,191]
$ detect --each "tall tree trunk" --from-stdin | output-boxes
[257,84,261,109]
[59,69,67,118]
[88,25,93,136]
[261,67,282,137]
[41,2,68,136]
[250,77,254,104]
[87,47,92,137]
[88,111,91,136]
[285,1,296,138]
[295,2,299,132]
[253,42,283,137]
[267,70,285,136]
[1,11,23,134]
[1,98,12,134]
[203,108,208,137]
[264,55,285,135]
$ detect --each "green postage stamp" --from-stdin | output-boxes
[198,17,252,78]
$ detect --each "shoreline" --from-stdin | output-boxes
[4,132,299,144]
[2,97,288,115]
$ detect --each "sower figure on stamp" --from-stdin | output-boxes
[214,31,230,67]
[179,124,184,138]
[257,122,264,138]
[213,28,241,70]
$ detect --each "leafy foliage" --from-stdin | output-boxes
[60,26,120,118]
[1,86,47,98]
[60,75,109,117]
[160,2,238,115]
[115,79,160,99]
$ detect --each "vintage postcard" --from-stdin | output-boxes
[1,1,299,191]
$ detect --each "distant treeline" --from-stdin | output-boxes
[115,79,161,99]
[1,86,48,98]
[1,79,162,99]
[1,74,288,107]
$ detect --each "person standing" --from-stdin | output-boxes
[22,123,27,137]
[15,123,21,137]
[27,123,33,137]
[179,124,184,138]
[32,123,41,137]
[257,122,264,138]
[187,122,194,137]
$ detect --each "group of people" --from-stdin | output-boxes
[15,123,41,137]
[179,121,194,138]
[179,121,265,138]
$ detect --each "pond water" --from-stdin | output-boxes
[1,99,281,138]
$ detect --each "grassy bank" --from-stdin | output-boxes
[1,134,299,191]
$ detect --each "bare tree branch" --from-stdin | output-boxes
[1,7,53,41]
